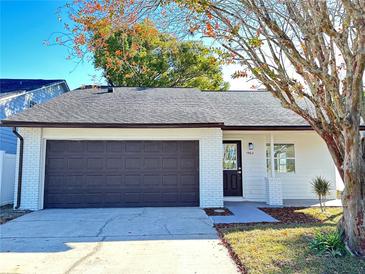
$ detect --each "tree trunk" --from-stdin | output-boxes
[340,127,365,256]
[323,195,326,212]
[319,195,323,212]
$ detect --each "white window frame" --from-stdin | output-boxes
[266,143,296,174]
[28,100,37,108]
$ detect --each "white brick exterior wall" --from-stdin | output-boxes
[15,127,223,210]
[265,177,283,206]
[14,128,43,210]
[199,129,223,207]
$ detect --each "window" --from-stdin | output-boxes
[28,100,37,108]
[266,144,295,173]
[223,143,238,170]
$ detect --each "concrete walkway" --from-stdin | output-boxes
[0,208,238,274]
[210,202,278,224]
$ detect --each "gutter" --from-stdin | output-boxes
[222,125,314,131]
[0,121,225,128]
[12,127,24,209]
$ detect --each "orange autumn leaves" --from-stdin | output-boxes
[57,0,139,60]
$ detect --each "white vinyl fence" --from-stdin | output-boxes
[0,150,16,206]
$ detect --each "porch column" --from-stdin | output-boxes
[266,133,283,206]
[270,133,275,178]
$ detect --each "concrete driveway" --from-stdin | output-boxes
[0,208,238,274]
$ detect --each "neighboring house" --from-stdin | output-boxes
[1,87,363,210]
[0,79,69,206]
[0,79,70,153]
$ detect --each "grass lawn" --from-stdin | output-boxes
[217,208,365,274]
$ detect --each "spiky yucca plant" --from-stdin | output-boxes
[312,177,331,212]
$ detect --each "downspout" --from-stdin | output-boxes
[12,127,24,209]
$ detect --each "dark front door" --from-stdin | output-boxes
[44,140,199,208]
[223,141,242,196]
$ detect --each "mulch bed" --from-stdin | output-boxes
[215,222,273,230]
[204,207,233,216]
[0,204,31,225]
[259,207,321,224]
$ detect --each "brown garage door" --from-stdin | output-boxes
[44,140,199,208]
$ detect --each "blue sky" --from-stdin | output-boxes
[0,0,248,90]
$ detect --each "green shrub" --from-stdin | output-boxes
[310,231,347,257]
[312,176,331,212]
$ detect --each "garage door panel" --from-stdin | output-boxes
[181,141,197,153]
[181,174,197,184]
[47,158,66,170]
[162,193,179,202]
[143,157,161,169]
[47,141,66,153]
[125,158,141,169]
[162,158,178,169]
[124,175,141,187]
[143,175,161,187]
[87,158,104,170]
[142,193,162,202]
[67,142,85,153]
[104,193,123,204]
[180,158,196,169]
[87,141,105,152]
[162,175,178,186]
[45,140,199,208]
[106,142,124,152]
[124,192,140,202]
[144,141,162,152]
[106,175,122,185]
[68,158,85,170]
[125,142,143,152]
[163,142,178,153]
[106,158,123,169]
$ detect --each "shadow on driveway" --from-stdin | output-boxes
[0,207,216,253]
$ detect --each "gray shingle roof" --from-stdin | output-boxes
[1,87,310,128]
[204,91,307,126]
[2,87,223,126]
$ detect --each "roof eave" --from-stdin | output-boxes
[223,125,365,131]
[2,121,364,131]
[222,125,313,130]
[0,121,224,128]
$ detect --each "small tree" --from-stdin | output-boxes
[312,177,331,212]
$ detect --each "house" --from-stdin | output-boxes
[0,79,70,153]
[1,87,362,210]
[0,79,69,206]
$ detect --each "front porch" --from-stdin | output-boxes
[223,133,285,207]
[222,131,337,207]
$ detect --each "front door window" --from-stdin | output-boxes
[223,144,238,170]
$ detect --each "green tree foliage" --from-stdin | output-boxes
[93,20,228,90]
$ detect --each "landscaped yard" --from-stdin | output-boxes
[0,204,31,224]
[217,207,365,274]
